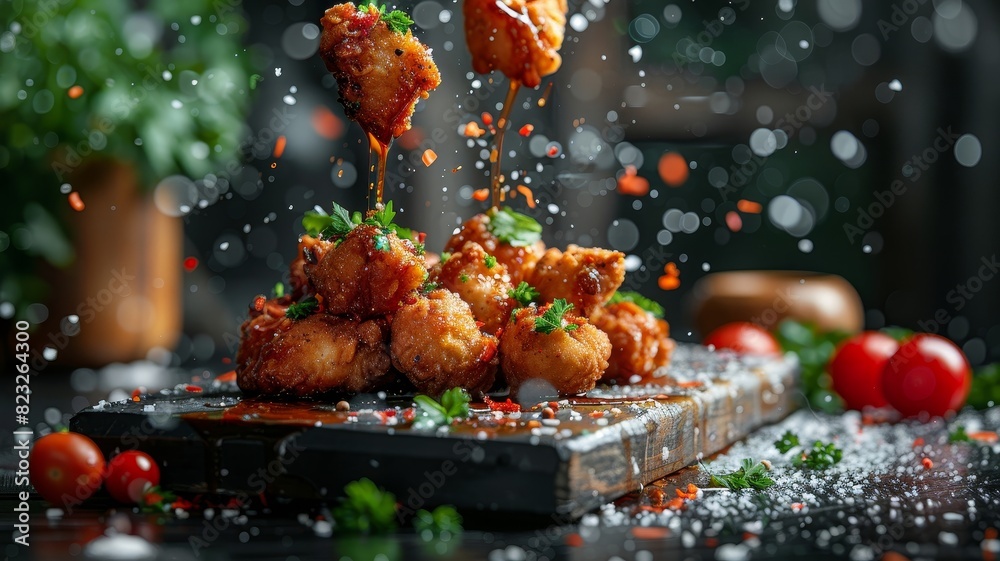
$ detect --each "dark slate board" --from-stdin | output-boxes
[70,344,797,517]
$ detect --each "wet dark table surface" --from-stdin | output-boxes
[2,374,999,561]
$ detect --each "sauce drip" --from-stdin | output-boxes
[490,80,522,208]
[366,131,390,207]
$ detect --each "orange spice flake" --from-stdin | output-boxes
[519,124,534,137]
[921,457,934,469]
[737,199,763,214]
[421,149,437,167]
[472,188,490,202]
[463,122,486,138]
[272,135,287,158]
[516,185,536,208]
[68,85,84,99]
[68,191,85,211]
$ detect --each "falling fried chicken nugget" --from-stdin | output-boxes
[463,0,568,88]
[320,2,441,144]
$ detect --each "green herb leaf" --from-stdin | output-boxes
[440,252,451,264]
[459,273,469,283]
[420,281,438,293]
[969,362,1000,410]
[373,233,390,252]
[880,326,914,342]
[285,296,319,320]
[249,74,263,90]
[369,200,396,229]
[948,425,971,443]
[792,440,843,470]
[702,458,774,491]
[534,298,577,335]
[774,430,800,454]
[413,388,471,430]
[382,10,414,33]
[486,207,542,247]
[414,505,463,537]
[607,291,664,318]
[333,478,398,534]
[508,281,540,307]
[273,282,285,298]
[484,255,497,269]
[303,201,355,239]
[774,319,851,414]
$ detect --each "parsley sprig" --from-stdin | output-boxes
[273,282,285,298]
[948,425,971,443]
[356,1,414,33]
[774,430,800,454]
[607,291,664,318]
[484,255,497,269]
[286,296,319,320]
[303,201,355,239]
[534,299,579,334]
[486,207,542,247]
[414,506,463,537]
[508,281,540,307]
[333,478,398,533]
[413,388,471,430]
[702,458,775,491]
[792,440,843,470]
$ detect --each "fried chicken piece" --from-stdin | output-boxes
[390,289,499,396]
[306,224,427,319]
[235,297,294,376]
[289,235,334,298]
[443,213,545,286]
[529,245,625,317]
[590,302,675,384]
[429,241,515,336]
[320,3,441,145]
[463,0,568,88]
[238,313,392,397]
[500,304,611,396]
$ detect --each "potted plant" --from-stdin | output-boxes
[0,1,257,365]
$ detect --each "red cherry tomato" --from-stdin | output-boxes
[703,322,781,355]
[882,334,971,418]
[105,451,161,504]
[828,331,899,410]
[29,432,105,507]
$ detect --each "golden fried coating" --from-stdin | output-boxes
[289,235,334,298]
[463,0,568,88]
[443,213,545,286]
[390,289,499,395]
[235,298,293,376]
[529,245,625,316]
[306,224,427,319]
[590,302,675,384]
[320,3,441,145]
[500,305,611,395]
[429,241,514,335]
[238,313,392,397]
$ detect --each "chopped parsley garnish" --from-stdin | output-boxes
[440,252,451,264]
[484,255,497,269]
[420,280,438,293]
[774,430,800,454]
[414,505,463,536]
[332,478,398,534]
[285,296,319,320]
[273,282,285,298]
[793,440,843,470]
[413,387,471,430]
[373,233,390,252]
[486,207,542,247]
[508,281,540,307]
[534,299,579,334]
[249,73,262,90]
[948,425,971,443]
[356,1,413,34]
[459,273,469,283]
[607,291,664,318]
[702,458,775,491]
[302,201,355,239]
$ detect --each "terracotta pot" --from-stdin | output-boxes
[40,159,182,366]
[688,270,864,337]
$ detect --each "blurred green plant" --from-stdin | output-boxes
[774,319,850,414]
[0,0,256,319]
[969,363,1000,409]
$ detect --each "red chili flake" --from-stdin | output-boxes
[253,295,267,311]
[216,371,237,383]
[402,408,417,422]
[631,527,670,540]
[472,188,490,201]
[478,339,498,363]
[483,396,520,413]
[68,85,84,99]
[666,497,685,510]
[170,496,195,511]
[184,384,203,393]
[547,145,559,157]
[791,502,805,512]
[383,409,396,417]
[589,411,604,418]
[519,124,534,137]
[273,135,287,158]
[183,257,199,272]
[131,387,146,402]
[705,537,719,548]
[68,191,85,211]
[221,357,232,364]
[565,533,584,546]
[922,457,933,469]
[547,401,560,411]
[912,437,925,448]
[481,112,493,126]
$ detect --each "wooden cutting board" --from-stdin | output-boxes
[70,344,796,517]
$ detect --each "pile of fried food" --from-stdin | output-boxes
[237,205,675,398]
